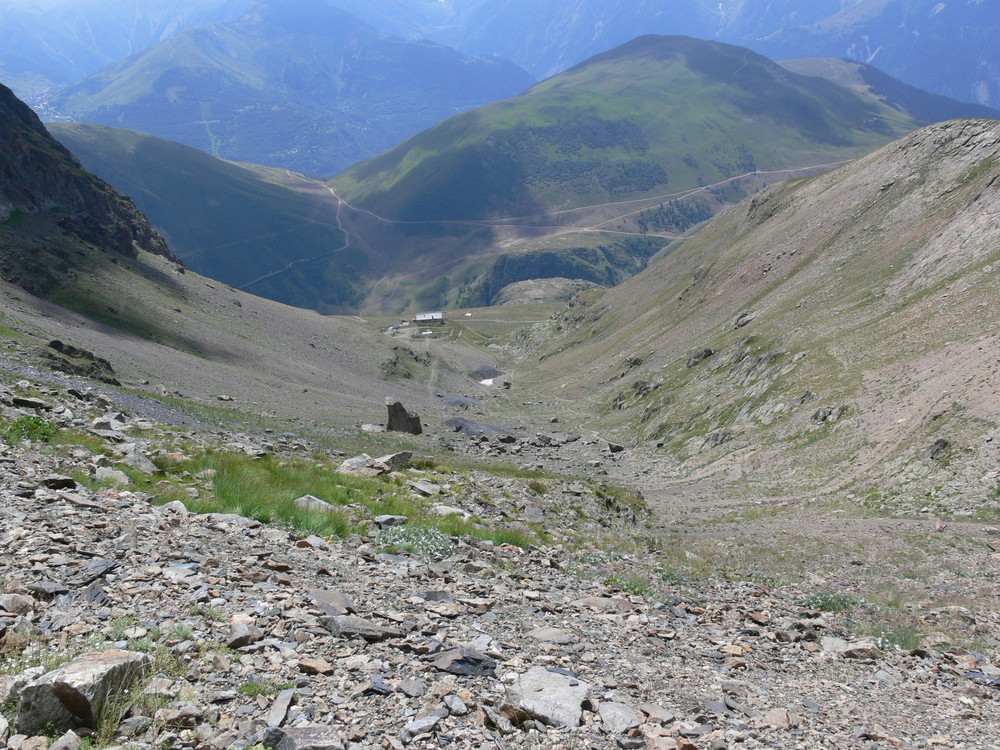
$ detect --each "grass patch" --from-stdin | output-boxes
[237,680,295,699]
[154,450,543,550]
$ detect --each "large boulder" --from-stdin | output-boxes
[16,650,151,733]
[386,400,422,435]
[507,667,591,727]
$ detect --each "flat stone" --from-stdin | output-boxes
[261,725,345,750]
[294,494,335,512]
[508,666,591,727]
[94,467,130,486]
[429,505,471,520]
[409,480,441,496]
[225,616,263,649]
[640,703,677,724]
[374,514,408,528]
[48,729,81,750]
[12,396,50,410]
[309,589,357,617]
[397,679,427,698]
[375,451,412,471]
[527,627,577,645]
[298,658,334,675]
[444,694,469,716]
[336,454,389,478]
[42,476,77,490]
[320,615,402,642]
[404,709,446,734]
[763,707,799,729]
[431,647,496,676]
[821,636,882,659]
[599,701,641,734]
[119,444,157,473]
[267,688,296,728]
[0,594,34,615]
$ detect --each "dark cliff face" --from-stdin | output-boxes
[0,83,176,265]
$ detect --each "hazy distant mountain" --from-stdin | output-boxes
[745,0,1000,111]
[0,0,247,97]
[327,0,1000,109]
[43,0,534,176]
[779,57,1000,125]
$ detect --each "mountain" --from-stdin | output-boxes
[0,83,175,309]
[335,36,923,223]
[0,0,247,98]
[516,117,1000,508]
[49,122,366,312]
[0,83,464,420]
[744,0,1000,110]
[779,57,1000,124]
[53,37,991,315]
[330,35,946,311]
[43,0,534,176]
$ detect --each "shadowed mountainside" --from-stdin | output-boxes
[0,82,176,303]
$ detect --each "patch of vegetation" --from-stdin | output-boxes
[2,415,59,443]
[378,525,457,561]
[798,591,864,612]
[237,680,295,699]
[602,572,653,596]
[151,450,543,551]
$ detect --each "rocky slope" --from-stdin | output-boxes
[508,117,1000,513]
[1,375,998,750]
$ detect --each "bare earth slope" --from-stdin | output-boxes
[511,118,1000,514]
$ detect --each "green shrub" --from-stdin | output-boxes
[4,416,59,443]
[237,680,294,699]
[379,525,457,561]
[798,591,863,612]
[527,480,547,495]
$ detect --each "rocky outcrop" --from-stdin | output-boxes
[0,84,176,264]
[386,400,422,435]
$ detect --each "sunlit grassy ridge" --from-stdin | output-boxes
[335,36,917,223]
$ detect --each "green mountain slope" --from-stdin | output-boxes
[44,0,534,177]
[49,122,368,312]
[333,35,921,224]
[515,118,1000,510]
